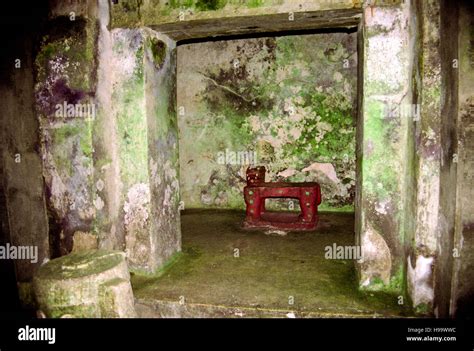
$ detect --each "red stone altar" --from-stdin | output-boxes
[243,166,322,231]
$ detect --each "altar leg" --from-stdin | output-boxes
[299,188,319,223]
[260,197,266,214]
[244,187,262,221]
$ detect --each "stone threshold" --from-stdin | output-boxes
[135,298,406,319]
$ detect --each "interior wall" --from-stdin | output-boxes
[177,32,358,211]
[3,0,471,318]
[2,0,363,300]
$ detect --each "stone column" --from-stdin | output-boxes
[357,1,415,292]
[450,1,474,318]
[107,27,181,272]
[34,4,99,256]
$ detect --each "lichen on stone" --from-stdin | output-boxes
[178,33,357,210]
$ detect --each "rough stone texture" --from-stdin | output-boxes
[401,0,474,317]
[123,183,152,267]
[111,0,362,30]
[135,299,400,318]
[106,28,152,269]
[93,0,124,252]
[398,0,441,314]
[178,33,357,211]
[451,0,474,318]
[401,0,422,312]
[0,13,50,283]
[132,210,413,318]
[407,254,434,307]
[357,3,414,291]
[31,0,182,274]
[106,27,181,272]
[2,0,471,318]
[34,13,99,256]
[145,31,182,268]
[359,224,392,287]
[151,10,362,42]
[434,0,459,317]
[404,0,462,316]
[0,153,21,311]
[72,231,98,252]
[413,0,441,264]
[48,0,98,20]
[99,277,137,318]
[34,250,136,318]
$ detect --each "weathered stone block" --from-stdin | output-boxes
[99,278,137,318]
[72,231,99,252]
[34,250,136,318]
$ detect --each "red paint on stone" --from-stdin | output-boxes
[243,166,322,231]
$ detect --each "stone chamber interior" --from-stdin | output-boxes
[0,0,473,319]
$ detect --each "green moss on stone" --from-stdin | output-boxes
[246,0,265,8]
[36,17,97,93]
[362,99,398,200]
[48,304,99,318]
[111,0,354,28]
[179,34,357,209]
[110,0,142,27]
[116,50,148,188]
[414,303,431,315]
[195,0,227,11]
[130,251,183,277]
[51,122,94,176]
[132,210,414,317]
[362,266,404,294]
[318,204,355,212]
[52,124,81,144]
[17,282,36,309]
[365,80,400,96]
[94,156,112,170]
[36,250,124,280]
[134,44,144,82]
[148,37,167,69]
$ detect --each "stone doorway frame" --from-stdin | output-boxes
[158,7,366,279]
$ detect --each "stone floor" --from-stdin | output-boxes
[132,209,414,318]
